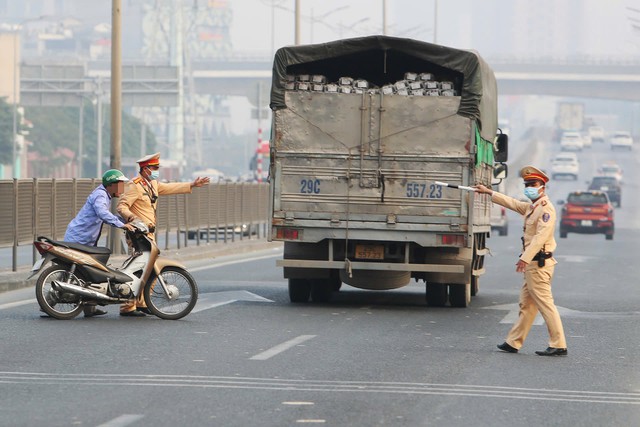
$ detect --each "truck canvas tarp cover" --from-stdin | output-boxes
[270,35,498,141]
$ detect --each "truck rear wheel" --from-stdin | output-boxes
[310,280,333,303]
[289,279,311,303]
[470,275,479,296]
[426,283,447,307]
[449,283,471,308]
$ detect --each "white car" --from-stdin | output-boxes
[581,132,592,148]
[598,162,623,183]
[560,131,583,151]
[610,131,633,150]
[551,152,579,180]
[588,126,605,143]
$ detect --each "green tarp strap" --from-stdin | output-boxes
[475,126,494,166]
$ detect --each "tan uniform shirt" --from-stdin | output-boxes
[491,192,557,265]
[117,176,192,228]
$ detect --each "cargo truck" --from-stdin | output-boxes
[267,36,508,308]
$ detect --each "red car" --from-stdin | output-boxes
[559,191,614,240]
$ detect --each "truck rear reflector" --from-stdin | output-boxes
[274,227,301,240]
[439,234,466,246]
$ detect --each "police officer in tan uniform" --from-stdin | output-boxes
[474,166,568,356]
[117,153,210,317]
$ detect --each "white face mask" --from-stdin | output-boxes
[149,170,160,181]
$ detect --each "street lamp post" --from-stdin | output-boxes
[11,27,19,178]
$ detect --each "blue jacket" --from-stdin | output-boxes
[64,185,126,246]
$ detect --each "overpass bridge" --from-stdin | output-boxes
[19,55,640,109]
[187,56,640,104]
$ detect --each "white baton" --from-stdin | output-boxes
[435,181,476,192]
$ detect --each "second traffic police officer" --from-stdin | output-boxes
[117,152,210,317]
[474,166,568,356]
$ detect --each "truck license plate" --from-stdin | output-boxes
[355,245,384,260]
[581,220,593,226]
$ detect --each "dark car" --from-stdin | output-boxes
[588,176,621,207]
[559,191,614,240]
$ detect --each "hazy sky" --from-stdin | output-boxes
[229,0,638,57]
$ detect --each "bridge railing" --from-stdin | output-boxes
[0,179,270,271]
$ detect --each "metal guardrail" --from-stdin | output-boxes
[0,179,270,271]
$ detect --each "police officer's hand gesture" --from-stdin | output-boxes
[191,177,210,188]
[473,184,493,195]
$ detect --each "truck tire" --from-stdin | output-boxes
[310,280,333,303]
[449,283,471,308]
[426,283,447,307]
[470,275,479,296]
[289,279,311,303]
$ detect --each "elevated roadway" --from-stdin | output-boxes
[20,56,640,106]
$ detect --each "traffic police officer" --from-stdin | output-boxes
[116,153,210,317]
[474,166,568,356]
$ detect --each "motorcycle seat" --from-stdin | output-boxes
[38,237,112,256]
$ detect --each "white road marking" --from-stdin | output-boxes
[283,401,315,405]
[192,291,273,313]
[296,420,326,423]
[96,414,144,427]
[555,255,595,263]
[0,299,36,310]
[190,251,281,272]
[250,335,316,360]
[482,303,640,322]
[1,372,638,405]
[482,303,544,325]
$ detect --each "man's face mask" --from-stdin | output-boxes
[149,169,160,181]
[524,185,542,200]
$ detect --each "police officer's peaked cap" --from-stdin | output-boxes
[520,165,549,184]
[137,152,161,168]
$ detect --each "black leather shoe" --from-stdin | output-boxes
[497,342,518,353]
[136,307,152,315]
[120,310,146,317]
[84,308,108,318]
[535,347,568,356]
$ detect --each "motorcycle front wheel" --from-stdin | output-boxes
[144,267,198,320]
[35,265,84,320]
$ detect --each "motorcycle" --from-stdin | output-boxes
[30,220,198,320]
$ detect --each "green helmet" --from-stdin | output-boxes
[102,169,128,187]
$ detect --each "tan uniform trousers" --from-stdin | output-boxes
[119,232,156,313]
[506,263,567,349]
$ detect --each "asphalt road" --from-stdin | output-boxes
[0,140,639,426]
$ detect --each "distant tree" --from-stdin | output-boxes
[24,103,157,177]
[0,98,14,165]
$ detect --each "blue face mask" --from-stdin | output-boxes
[149,170,160,181]
[524,186,542,200]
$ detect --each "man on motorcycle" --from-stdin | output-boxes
[63,169,136,317]
[116,153,210,317]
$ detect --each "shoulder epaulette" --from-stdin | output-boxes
[132,177,144,184]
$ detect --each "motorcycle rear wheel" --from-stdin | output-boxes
[144,266,198,320]
[35,265,84,320]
